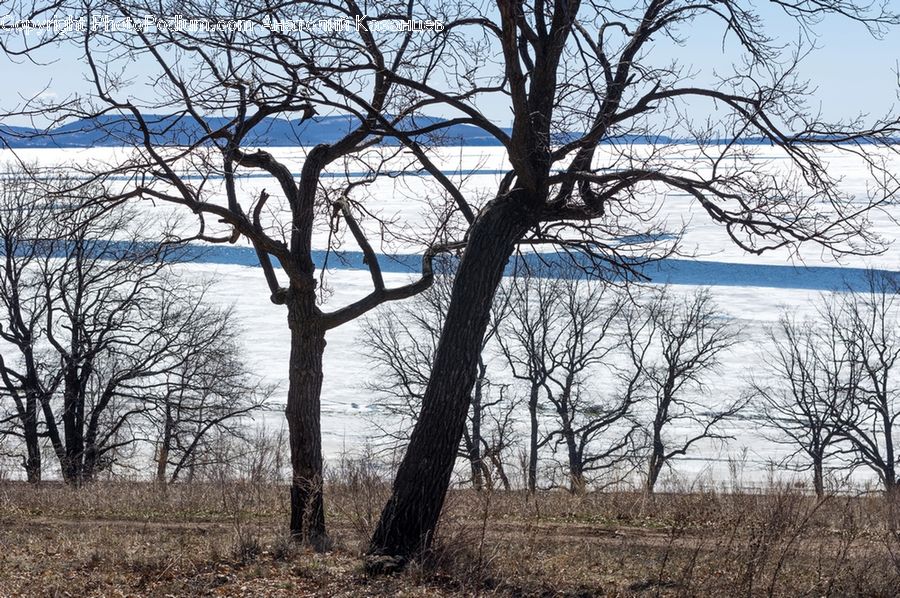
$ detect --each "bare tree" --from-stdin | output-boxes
[148,305,272,485]
[2,0,483,547]
[751,312,855,498]
[498,269,638,493]
[496,273,560,493]
[0,170,262,484]
[0,170,56,482]
[6,0,900,565]
[357,0,900,565]
[623,288,744,494]
[831,271,900,494]
[0,172,178,483]
[362,264,516,491]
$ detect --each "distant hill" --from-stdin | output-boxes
[3,113,867,148]
[0,114,512,148]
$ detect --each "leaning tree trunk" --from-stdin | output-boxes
[286,292,328,550]
[367,193,533,568]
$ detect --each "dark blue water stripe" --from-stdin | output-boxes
[187,245,896,293]
[5,240,895,292]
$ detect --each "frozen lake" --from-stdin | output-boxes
[2,145,899,490]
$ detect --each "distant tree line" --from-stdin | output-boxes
[0,170,270,484]
[753,271,900,498]
[364,264,900,499]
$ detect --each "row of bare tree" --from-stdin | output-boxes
[364,266,742,495]
[0,172,270,485]
[365,265,900,499]
[756,272,900,498]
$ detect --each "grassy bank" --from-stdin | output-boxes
[1,480,899,596]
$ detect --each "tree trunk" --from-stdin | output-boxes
[62,371,82,484]
[811,452,825,499]
[23,392,40,483]
[559,378,583,494]
[40,398,67,481]
[647,428,665,494]
[286,293,328,551]
[156,403,173,484]
[647,457,663,494]
[528,382,539,493]
[462,428,483,491]
[562,426,583,494]
[883,409,896,494]
[469,362,486,491]
[367,193,533,568]
[489,452,511,491]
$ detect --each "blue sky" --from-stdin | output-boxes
[1,7,898,128]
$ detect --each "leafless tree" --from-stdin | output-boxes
[0,170,57,482]
[0,172,180,483]
[6,0,900,566]
[750,312,856,498]
[831,271,900,494]
[2,0,484,547]
[498,269,639,493]
[0,170,263,485]
[362,264,517,491]
[148,305,273,485]
[623,288,744,493]
[355,0,900,566]
[496,272,559,493]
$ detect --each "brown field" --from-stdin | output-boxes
[1,478,900,597]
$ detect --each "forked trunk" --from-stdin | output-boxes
[367,193,533,568]
[286,294,328,550]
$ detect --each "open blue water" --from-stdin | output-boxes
[5,238,896,293]
[183,245,895,293]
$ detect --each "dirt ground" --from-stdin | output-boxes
[1,481,899,597]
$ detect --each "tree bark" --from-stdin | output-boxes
[461,428,482,490]
[883,408,896,494]
[469,361,486,491]
[61,367,83,484]
[562,425,584,494]
[286,292,329,551]
[647,426,665,494]
[367,193,534,567]
[23,391,40,483]
[812,458,824,499]
[528,382,539,493]
[156,402,173,484]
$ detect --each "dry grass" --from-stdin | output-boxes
[2,479,900,596]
